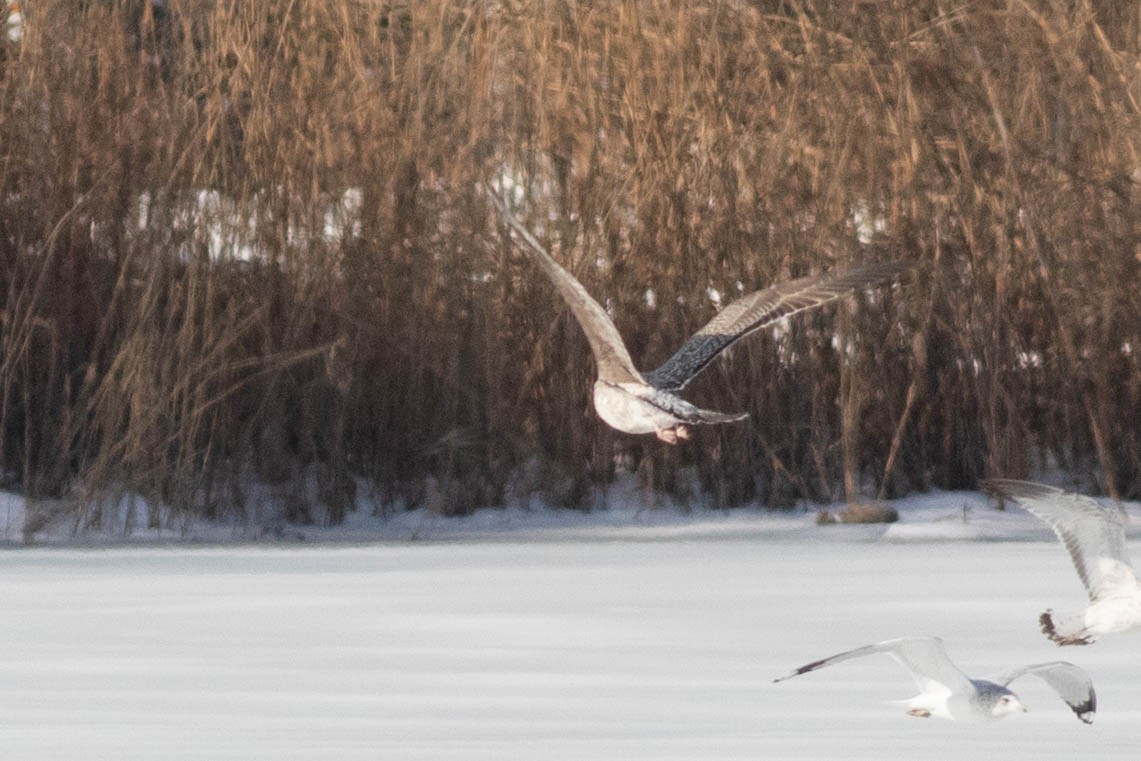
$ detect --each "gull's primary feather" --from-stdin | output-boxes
[643,262,908,392]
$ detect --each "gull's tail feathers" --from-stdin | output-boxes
[682,407,749,426]
[1039,610,1093,647]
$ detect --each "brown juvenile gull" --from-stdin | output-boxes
[984,478,1141,646]
[774,636,1095,724]
[487,192,907,444]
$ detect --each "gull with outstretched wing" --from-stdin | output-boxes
[774,636,1095,723]
[487,190,907,443]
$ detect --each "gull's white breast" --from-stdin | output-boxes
[592,381,680,434]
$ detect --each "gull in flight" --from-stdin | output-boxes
[774,636,1095,723]
[487,191,907,443]
[984,478,1141,646]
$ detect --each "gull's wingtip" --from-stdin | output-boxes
[772,661,824,683]
[1071,686,1097,724]
[980,478,1067,502]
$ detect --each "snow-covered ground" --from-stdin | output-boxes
[3,478,1133,547]
[2,487,1141,760]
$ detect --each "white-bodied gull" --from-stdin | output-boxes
[774,636,1095,723]
[984,478,1141,646]
[487,190,907,443]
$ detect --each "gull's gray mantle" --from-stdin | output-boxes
[487,189,907,444]
[774,636,1095,723]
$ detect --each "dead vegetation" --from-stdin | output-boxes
[0,1,1137,526]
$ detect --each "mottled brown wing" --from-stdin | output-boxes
[644,262,908,392]
[488,191,643,385]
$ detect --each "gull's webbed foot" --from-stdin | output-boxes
[654,425,690,444]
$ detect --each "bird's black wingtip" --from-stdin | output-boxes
[773,660,827,684]
[1074,689,1097,724]
[1074,698,1096,724]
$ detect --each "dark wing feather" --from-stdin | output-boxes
[487,191,642,384]
[639,388,749,426]
[995,661,1096,723]
[644,262,908,392]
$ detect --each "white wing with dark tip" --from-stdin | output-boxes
[773,636,974,699]
[983,479,1135,601]
[643,262,909,392]
[995,661,1096,724]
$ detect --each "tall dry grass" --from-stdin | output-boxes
[0,0,1137,529]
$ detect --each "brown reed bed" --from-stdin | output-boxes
[0,1,1137,529]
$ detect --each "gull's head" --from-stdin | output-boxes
[987,689,1029,719]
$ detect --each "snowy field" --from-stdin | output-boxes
[3,489,1141,760]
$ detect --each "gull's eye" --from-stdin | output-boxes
[999,696,1012,704]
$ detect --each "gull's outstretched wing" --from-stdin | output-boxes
[643,262,908,392]
[774,636,975,699]
[995,661,1096,724]
[983,479,1135,601]
[487,191,643,385]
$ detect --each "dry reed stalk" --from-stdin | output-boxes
[0,0,1136,531]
